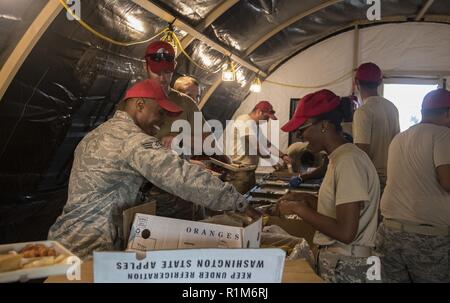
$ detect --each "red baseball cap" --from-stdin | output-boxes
[355,62,382,83]
[145,41,176,74]
[422,88,450,110]
[123,79,182,114]
[281,89,340,132]
[254,101,277,120]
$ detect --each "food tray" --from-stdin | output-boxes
[0,240,80,283]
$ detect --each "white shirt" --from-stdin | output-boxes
[229,114,260,166]
[381,123,450,227]
[353,96,400,178]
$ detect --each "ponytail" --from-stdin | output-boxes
[339,96,356,122]
[313,96,356,133]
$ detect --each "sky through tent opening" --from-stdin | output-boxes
[383,83,439,132]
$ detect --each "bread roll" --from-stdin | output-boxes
[0,254,22,273]
[23,256,55,269]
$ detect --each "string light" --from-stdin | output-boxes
[250,76,262,93]
[222,58,236,82]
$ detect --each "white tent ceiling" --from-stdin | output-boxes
[235,22,450,150]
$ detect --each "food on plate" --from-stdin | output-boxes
[0,253,22,273]
[0,243,71,274]
[19,244,56,258]
[54,254,69,264]
[23,256,56,269]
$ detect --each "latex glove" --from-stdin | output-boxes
[289,175,303,188]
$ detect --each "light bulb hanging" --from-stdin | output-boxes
[222,58,236,82]
[250,77,262,93]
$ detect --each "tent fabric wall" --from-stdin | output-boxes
[234,22,450,152]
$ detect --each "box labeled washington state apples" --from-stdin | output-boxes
[126,214,262,252]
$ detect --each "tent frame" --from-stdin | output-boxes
[0,0,62,101]
[132,0,265,76]
[178,0,239,57]
[1,0,450,108]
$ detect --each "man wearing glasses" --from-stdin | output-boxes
[143,42,217,220]
[144,41,176,94]
[144,41,207,154]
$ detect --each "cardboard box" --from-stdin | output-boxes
[282,259,323,283]
[122,202,157,244]
[127,214,262,252]
[46,258,323,283]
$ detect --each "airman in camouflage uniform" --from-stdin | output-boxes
[48,80,249,259]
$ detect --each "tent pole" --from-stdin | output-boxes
[199,76,222,109]
[244,0,343,56]
[0,0,62,102]
[352,25,360,92]
[415,0,435,21]
[132,0,265,77]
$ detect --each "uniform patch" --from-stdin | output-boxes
[142,140,163,150]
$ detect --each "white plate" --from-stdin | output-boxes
[0,240,81,283]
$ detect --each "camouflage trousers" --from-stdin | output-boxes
[317,250,377,283]
[375,222,450,283]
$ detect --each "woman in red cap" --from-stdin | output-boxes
[276,89,380,283]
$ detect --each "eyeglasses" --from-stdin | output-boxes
[295,121,314,139]
[145,52,175,62]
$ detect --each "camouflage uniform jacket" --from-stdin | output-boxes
[48,111,247,259]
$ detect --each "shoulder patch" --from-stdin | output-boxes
[141,140,163,150]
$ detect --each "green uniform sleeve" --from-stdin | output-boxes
[124,133,248,212]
